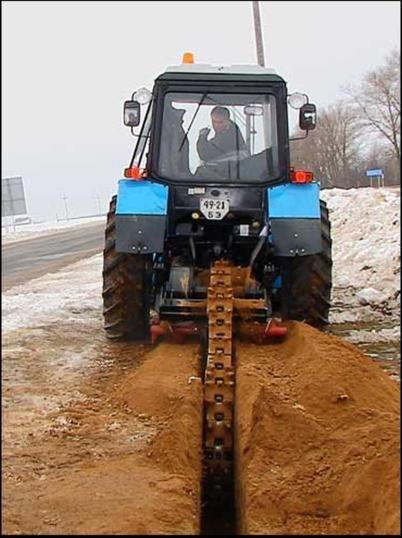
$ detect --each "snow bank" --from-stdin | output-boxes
[321,187,400,314]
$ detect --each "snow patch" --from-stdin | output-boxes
[2,254,103,333]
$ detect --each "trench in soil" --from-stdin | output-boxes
[2,319,400,535]
[199,341,237,536]
[201,488,237,535]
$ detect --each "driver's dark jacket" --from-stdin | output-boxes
[197,121,247,162]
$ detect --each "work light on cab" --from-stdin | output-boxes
[288,92,308,109]
[134,87,153,105]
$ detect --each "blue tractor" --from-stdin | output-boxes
[102,54,332,494]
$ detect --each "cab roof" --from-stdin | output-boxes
[164,63,278,75]
[156,62,286,84]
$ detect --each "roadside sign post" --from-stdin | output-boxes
[1,199,10,232]
[366,169,384,188]
[2,176,28,231]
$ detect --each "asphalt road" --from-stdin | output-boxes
[2,221,105,291]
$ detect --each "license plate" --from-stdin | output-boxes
[199,198,230,220]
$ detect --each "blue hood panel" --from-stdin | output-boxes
[268,182,320,218]
[116,179,168,215]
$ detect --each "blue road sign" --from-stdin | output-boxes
[366,169,384,177]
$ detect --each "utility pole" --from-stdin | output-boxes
[95,193,102,214]
[62,193,69,221]
[252,1,266,67]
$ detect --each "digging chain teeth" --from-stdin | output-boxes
[204,261,235,494]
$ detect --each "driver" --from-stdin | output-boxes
[196,106,247,163]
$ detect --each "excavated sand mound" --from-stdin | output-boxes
[112,341,203,486]
[2,339,203,535]
[235,321,400,535]
[108,341,203,534]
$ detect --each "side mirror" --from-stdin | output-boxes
[299,103,316,130]
[124,100,141,127]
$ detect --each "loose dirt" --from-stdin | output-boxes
[2,320,202,535]
[235,321,400,535]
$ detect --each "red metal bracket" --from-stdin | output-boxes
[264,318,288,339]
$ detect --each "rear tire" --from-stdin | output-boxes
[102,195,152,340]
[281,200,332,328]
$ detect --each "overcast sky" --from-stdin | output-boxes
[2,1,400,221]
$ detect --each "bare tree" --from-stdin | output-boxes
[345,49,400,165]
[290,101,363,188]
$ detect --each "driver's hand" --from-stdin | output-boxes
[199,127,210,138]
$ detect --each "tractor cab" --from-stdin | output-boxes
[124,54,316,188]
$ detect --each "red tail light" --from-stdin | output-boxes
[124,166,146,180]
[290,169,314,184]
